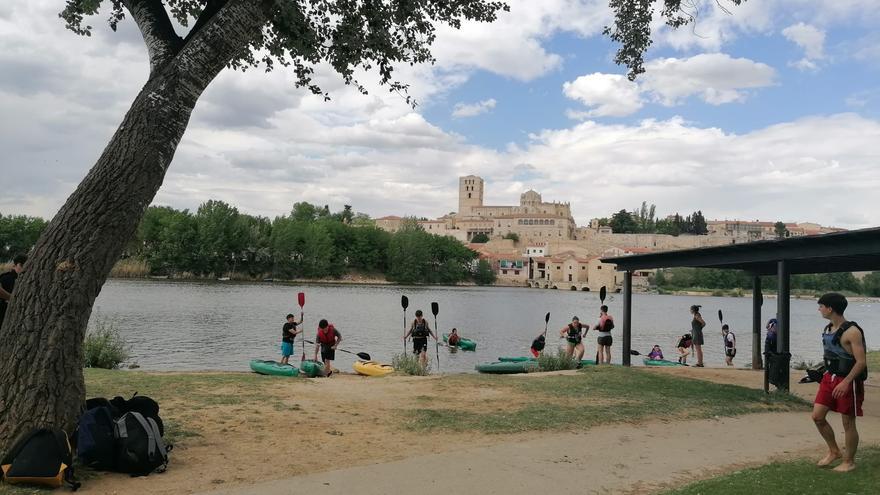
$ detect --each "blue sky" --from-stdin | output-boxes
[1,0,879,228]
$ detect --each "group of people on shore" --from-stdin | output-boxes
[539,305,615,364]
[279,314,343,375]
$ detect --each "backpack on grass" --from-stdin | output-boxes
[77,405,118,470]
[1,427,81,490]
[115,411,171,476]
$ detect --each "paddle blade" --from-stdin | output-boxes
[599,286,607,303]
[298,292,305,308]
[401,295,409,310]
[629,349,641,355]
[544,312,550,323]
[718,309,723,323]
[357,352,371,360]
[431,301,439,316]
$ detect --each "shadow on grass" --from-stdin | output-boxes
[404,367,809,434]
[660,446,880,495]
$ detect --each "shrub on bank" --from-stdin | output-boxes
[84,314,131,369]
[535,349,578,371]
[392,352,431,376]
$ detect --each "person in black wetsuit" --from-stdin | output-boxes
[404,310,437,369]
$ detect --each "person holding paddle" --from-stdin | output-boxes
[280,313,302,365]
[594,305,614,364]
[559,316,587,361]
[313,319,342,377]
[721,324,736,366]
[404,309,437,369]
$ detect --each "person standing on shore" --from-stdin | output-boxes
[689,305,706,367]
[721,324,736,366]
[404,310,437,369]
[765,318,779,354]
[0,254,26,327]
[280,313,301,365]
[594,305,614,364]
[313,319,342,377]
[559,316,587,362]
[812,293,867,473]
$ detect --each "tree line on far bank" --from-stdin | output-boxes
[654,267,880,297]
[0,202,495,285]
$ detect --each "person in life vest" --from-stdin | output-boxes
[647,345,664,361]
[530,333,546,358]
[689,305,706,367]
[280,313,302,365]
[676,333,693,364]
[594,305,614,364]
[404,310,437,369]
[812,293,867,473]
[721,324,736,366]
[447,328,461,347]
[313,319,342,377]
[559,316,587,361]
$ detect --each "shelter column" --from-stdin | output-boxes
[622,271,632,366]
[777,260,791,390]
[752,275,763,370]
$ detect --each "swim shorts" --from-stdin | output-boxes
[815,373,864,417]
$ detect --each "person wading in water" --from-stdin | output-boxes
[404,310,437,369]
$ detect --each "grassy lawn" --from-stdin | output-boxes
[867,350,880,370]
[660,446,880,495]
[403,366,809,433]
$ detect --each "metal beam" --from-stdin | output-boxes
[752,276,762,370]
[777,260,791,391]
[622,271,632,367]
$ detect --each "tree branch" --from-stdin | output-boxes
[183,0,230,45]
[123,0,184,73]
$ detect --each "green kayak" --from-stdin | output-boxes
[249,359,300,377]
[300,359,326,377]
[498,356,536,362]
[642,358,684,367]
[476,359,597,374]
[442,333,476,351]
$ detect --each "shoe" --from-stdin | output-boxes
[694,363,704,368]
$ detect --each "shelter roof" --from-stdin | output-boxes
[601,227,880,276]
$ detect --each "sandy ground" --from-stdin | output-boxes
[78,368,880,495]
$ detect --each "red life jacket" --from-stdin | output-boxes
[317,325,337,345]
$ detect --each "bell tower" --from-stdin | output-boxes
[458,175,484,215]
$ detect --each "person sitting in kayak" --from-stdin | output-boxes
[559,316,587,361]
[281,313,302,365]
[447,328,461,347]
[530,333,546,358]
[676,333,693,364]
[404,310,437,369]
[313,319,342,377]
[647,345,664,361]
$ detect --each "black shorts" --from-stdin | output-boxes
[321,345,336,361]
[597,335,613,347]
[725,348,737,358]
[412,338,428,354]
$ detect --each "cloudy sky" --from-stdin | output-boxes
[1,1,878,228]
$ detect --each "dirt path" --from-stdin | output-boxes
[198,368,880,495]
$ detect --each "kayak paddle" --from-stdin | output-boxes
[303,339,371,361]
[298,292,306,362]
[431,302,440,372]
[401,295,409,353]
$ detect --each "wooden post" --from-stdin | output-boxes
[777,260,791,391]
[622,271,632,366]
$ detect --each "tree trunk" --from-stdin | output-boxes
[0,0,268,451]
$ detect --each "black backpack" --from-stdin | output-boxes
[110,394,164,436]
[1,427,81,490]
[115,412,171,476]
[77,405,118,470]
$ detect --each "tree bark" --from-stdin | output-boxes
[0,0,268,451]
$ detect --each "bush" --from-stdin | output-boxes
[392,352,431,376]
[473,259,496,285]
[535,348,578,371]
[470,233,490,243]
[84,314,131,369]
[791,359,817,371]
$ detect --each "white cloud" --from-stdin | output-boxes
[452,99,497,118]
[563,73,642,117]
[782,22,825,71]
[641,53,776,106]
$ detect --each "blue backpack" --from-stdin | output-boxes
[77,405,117,470]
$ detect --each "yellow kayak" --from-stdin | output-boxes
[353,360,394,377]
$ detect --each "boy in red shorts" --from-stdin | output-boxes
[812,293,867,472]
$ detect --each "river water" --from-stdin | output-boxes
[92,279,879,373]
